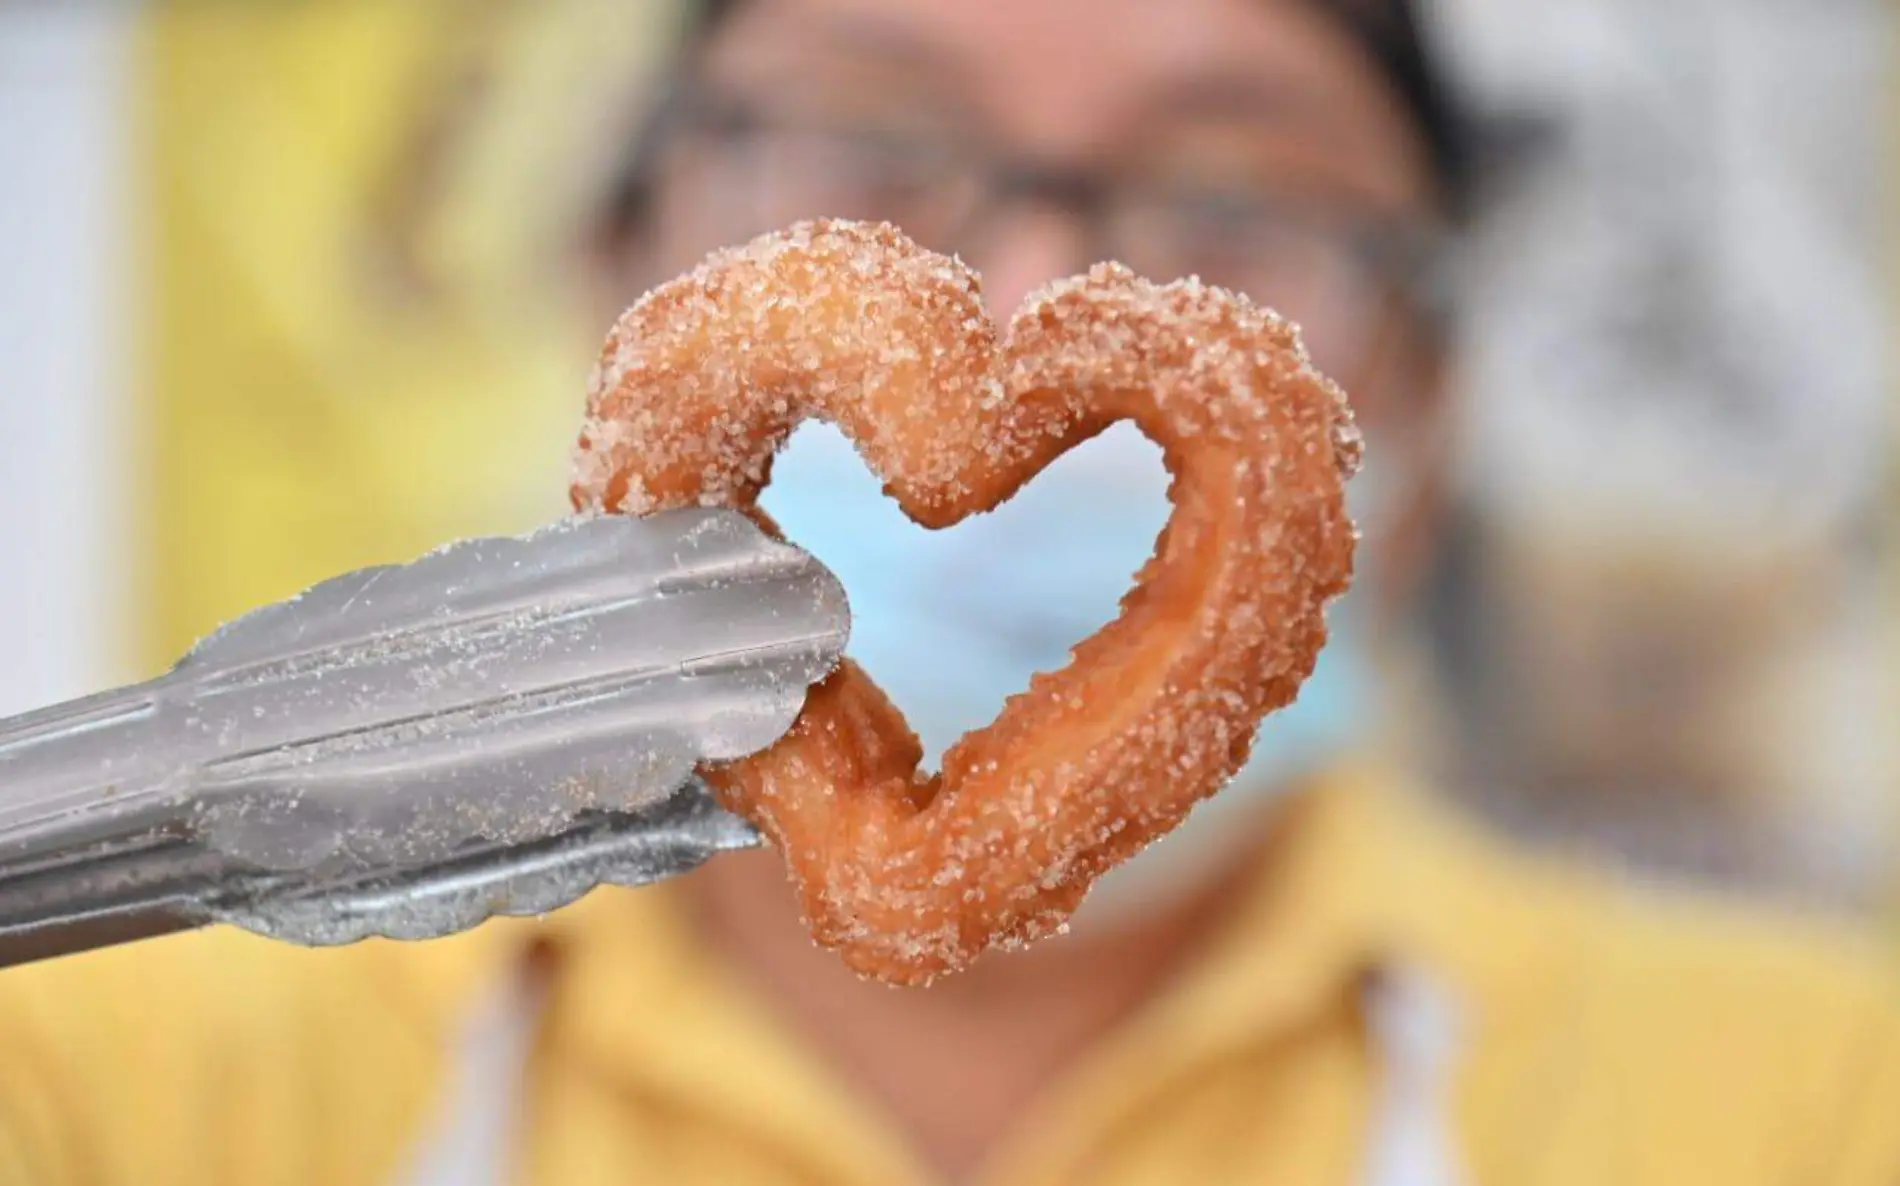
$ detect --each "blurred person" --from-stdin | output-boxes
[2,1,1899,1184]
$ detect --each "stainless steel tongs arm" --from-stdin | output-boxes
[0,508,848,967]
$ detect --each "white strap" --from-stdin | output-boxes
[400,975,544,1186]
[1361,969,1467,1186]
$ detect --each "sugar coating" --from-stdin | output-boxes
[571,219,1360,986]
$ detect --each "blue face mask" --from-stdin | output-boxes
[761,423,1372,794]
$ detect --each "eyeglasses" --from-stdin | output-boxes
[631,85,1449,381]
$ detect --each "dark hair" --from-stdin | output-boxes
[1319,0,1471,215]
[604,0,1474,236]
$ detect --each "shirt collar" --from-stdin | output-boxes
[372,765,1572,1180]
[1057,764,1570,1077]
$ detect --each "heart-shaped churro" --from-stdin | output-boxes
[573,219,1360,985]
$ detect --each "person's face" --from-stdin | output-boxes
[626,0,1452,612]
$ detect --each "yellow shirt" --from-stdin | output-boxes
[0,773,1894,1186]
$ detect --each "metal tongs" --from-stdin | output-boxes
[0,509,848,968]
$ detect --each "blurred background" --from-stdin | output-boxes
[0,0,1893,914]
